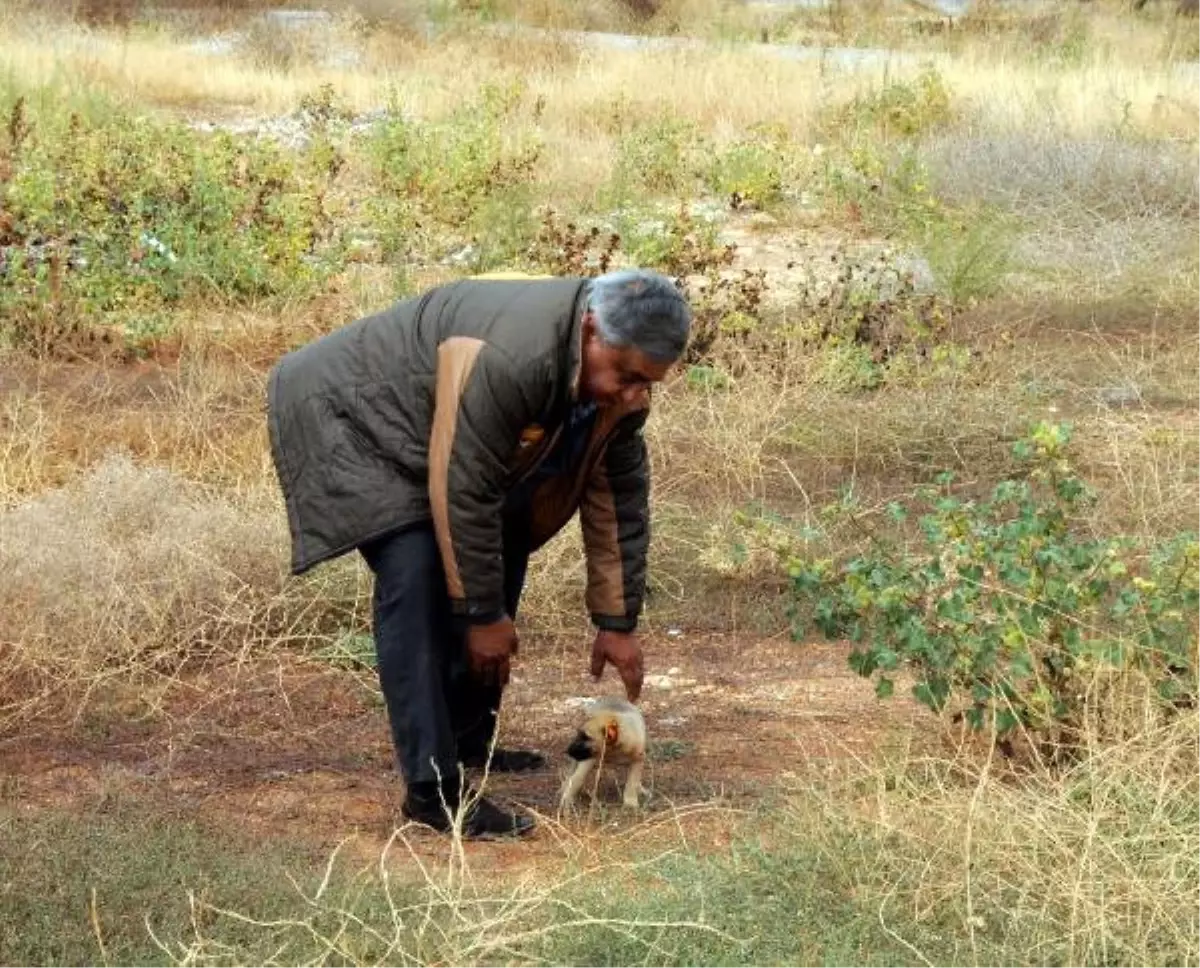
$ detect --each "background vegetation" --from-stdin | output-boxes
[1,0,1196,963]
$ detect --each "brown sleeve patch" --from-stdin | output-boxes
[429,336,486,600]
[581,472,625,618]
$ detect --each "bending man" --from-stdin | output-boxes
[266,269,692,838]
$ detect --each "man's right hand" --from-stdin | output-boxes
[466,616,519,687]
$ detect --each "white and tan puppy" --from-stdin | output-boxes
[560,697,647,810]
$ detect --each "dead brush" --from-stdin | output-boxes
[523,204,769,371]
[793,245,952,366]
[0,454,360,727]
[525,207,621,277]
[784,706,1200,966]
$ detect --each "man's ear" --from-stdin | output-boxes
[604,721,619,745]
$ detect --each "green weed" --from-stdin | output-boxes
[363,80,542,269]
[702,122,798,213]
[605,114,706,204]
[788,422,1200,757]
[0,89,346,355]
[823,66,954,142]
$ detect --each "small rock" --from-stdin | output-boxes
[689,200,728,223]
[666,628,683,638]
[446,245,477,267]
[263,8,333,27]
[891,253,937,296]
[645,674,677,690]
[667,667,681,675]
[1098,385,1142,408]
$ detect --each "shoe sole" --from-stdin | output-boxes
[401,814,537,840]
[464,822,536,841]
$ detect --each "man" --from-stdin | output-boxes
[266,268,692,839]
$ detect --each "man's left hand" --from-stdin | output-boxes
[590,629,644,702]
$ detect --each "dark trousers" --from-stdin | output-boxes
[359,516,530,786]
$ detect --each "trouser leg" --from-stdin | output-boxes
[360,525,459,787]
[448,512,531,758]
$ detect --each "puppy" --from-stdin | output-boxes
[559,696,647,810]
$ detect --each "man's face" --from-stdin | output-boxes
[579,314,674,407]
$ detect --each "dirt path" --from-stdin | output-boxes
[0,632,921,867]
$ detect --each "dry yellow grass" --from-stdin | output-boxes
[787,709,1200,967]
[0,4,1195,963]
[1,7,1194,142]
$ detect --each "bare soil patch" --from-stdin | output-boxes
[0,632,923,869]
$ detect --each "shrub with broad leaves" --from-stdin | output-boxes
[788,422,1199,759]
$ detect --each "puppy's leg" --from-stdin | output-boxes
[560,759,596,809]
[622,757,645,809]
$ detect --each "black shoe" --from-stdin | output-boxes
[402,781,536,840]
[459,747,547,773]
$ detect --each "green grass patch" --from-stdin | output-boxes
[0,803,324,966]
[0,84,348,354]
[6,740,1194,967]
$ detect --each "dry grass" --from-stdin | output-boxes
[151,805,750,966]
[921,129,1200,222]
[0,454,363,726]
[0,2,1196,961]
[90,702,1192,966]
[1,7,1194,132]
[788,711,1200,967]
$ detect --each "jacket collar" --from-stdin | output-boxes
[566,278,592,403]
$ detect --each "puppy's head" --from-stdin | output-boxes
[566,715,622,762]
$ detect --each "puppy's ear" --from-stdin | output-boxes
[604,721,619,745]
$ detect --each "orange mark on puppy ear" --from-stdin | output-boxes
[604,722,619,745]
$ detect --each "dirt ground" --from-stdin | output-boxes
[0,630,922,867]
[0,345,928,875]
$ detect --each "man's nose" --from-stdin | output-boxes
[620,385,642,404]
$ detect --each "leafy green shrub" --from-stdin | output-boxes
[820,142,1015,304]
[788,422,1199,758]
[606,114,706,202]
[0,93,346,354]
[364,81,542,267]
[703,122,796,212]
[821,141,943,236]
[824,66,953,141]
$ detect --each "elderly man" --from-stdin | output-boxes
[266,268,692,839]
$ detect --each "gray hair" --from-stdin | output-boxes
[588,269,692,364]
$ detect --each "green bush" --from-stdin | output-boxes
[820,141,1016,304]
[825,66,954,141]
[703,122,796,212]
[364,81,542,268]
[788,422,1199,758]
[0,92,346,353]
[606,114,706,202]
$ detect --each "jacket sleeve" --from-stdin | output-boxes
[579,408,651,633]
[429,337,547,624]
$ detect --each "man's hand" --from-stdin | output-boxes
[589,629,644,702]
[467,616,519,687]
